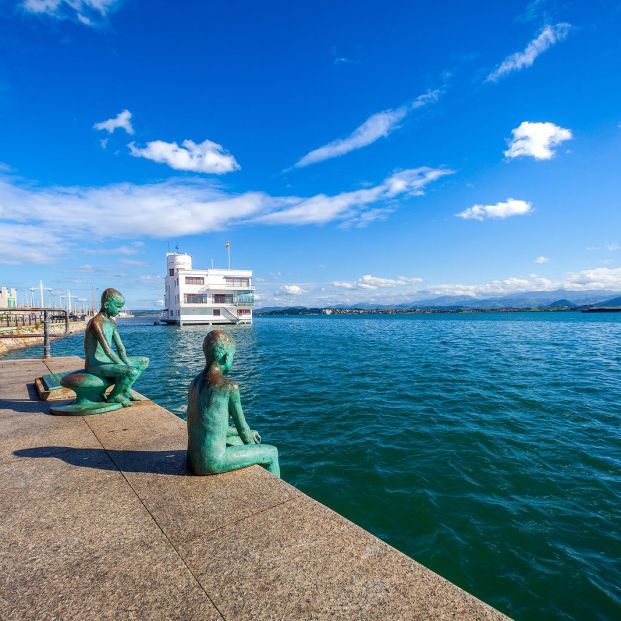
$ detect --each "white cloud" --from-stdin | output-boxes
[280,285,306,296]
[0,166,451,264]
[293,90,440,168]
[93,109,134,135]
[505,121,572,160]
[254,266,621,308]
[427,275,555,297]
[0,223,65,264]
[535,256,549,264]
[564,267,621,290]
[457,198,533,221]
[129,139,240,174]
[22,0,119,25]
[486,23,571,82]
[427,268,621,297]
[333,275,422,290]
[258,167,453,226]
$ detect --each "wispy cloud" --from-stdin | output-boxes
[505,121,572,160]
[535,256,549,264]
[119,258,148,267]
[457,198,533,221]
[486,23,571,82]
[257,167,453,226]
[0,166,451,263]
[93,109,134,135]
[292,90,440,168]
[586,242,620,252]
[0,223,65,264]
[129,139,240,174]
[333,275,422,290]
[22,0,121,26]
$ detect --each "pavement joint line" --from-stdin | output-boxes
[185,494,301,545]
[82,414,228,621]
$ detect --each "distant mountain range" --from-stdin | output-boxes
[256,289,621,312]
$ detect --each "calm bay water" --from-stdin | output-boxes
[5,312,621,619]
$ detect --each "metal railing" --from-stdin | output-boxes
[0,308,82,358]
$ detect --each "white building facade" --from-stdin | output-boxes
[0,287,17,308]
[164,252,254,325]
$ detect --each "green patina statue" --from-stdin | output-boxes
[49,288,149,416]
[84,288,149,407]
[187,330,280,477]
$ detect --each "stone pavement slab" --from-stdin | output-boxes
[0,357,511,620]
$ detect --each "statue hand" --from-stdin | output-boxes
[251,431,262,444]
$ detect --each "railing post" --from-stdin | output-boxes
[43,310,51,359]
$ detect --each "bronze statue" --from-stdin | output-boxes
[85,288,149,407]
[49,288,149,415]
[187,330,280,477]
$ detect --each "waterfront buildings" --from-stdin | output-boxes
[164,252,254,325]
[0,287,17,308]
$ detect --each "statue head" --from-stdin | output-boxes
[203,330,235,372]
[100,288,125,317]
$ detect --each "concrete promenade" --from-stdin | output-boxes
[0,357,509,620]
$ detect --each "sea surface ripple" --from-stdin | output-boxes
[6,312,621,620]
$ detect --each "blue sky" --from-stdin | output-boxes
[1,0,621,308]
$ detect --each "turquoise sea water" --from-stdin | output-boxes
[5,312,621,620]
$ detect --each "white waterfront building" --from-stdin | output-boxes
[164,252,254,325]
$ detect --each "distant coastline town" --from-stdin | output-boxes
[255,297,621,316]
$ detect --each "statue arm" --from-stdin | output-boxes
[228,388,259,444]
[92,321,123,364]
[112,329,130,365]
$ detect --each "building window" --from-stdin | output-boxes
[225,277,250,287]
[238,308,251,316]
[184,294,209,304]
[185,276,204,285]
[213,309,220,316]
[235,292,254,304]
[169,269,174,276]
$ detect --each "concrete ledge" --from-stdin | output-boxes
[0,357,510,620]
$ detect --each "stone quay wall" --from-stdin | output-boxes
[0,321,86,357]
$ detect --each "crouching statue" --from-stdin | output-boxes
[186,330,280,477]
[49,288,149,416]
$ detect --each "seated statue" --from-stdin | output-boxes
[49,288,149,416]
[84,287,149,407]
[187,330,280,477]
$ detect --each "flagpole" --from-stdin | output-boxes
[226,241,231,270]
